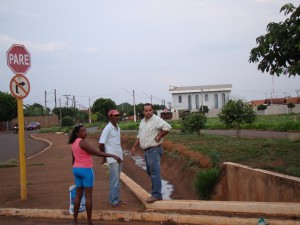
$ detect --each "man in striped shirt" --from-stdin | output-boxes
[131,103,172,203]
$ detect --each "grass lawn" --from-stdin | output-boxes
[164,132,300,177]
[42,113,300,177]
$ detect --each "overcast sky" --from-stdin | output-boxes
[0,0,299,110]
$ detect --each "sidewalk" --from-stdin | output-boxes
[0,132,158,224]
[0,132,143,211]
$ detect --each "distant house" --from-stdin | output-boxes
[286,97,300,104]
[265,98,286,105]
[250,100,266,106]
[169,84,232,111]
[249,97,300,106]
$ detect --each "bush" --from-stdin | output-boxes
[207,150,220,168]
[194,167,220,200]
[182,113,207,135]
[287,102,295,113]
[199,105,209,113]
[257,104,267,111]
[61,116,74,127]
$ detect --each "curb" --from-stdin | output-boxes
[1,208,299,225]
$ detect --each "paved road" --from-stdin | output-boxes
[201,129,294,139]
[0,131,49,163]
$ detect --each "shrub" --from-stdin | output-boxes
[194,167,220,200]
[182,113,207,135]
[218,100,256,139]
[207,150,220,168]
[199,105,209,113]
[287,102,295,113]
[257,104,267,111]
[61,116,74,127]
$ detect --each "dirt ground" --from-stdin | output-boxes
[0,132,196,211]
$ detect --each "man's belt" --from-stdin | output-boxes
[144,144,161,151]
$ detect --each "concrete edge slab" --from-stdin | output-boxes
[120,172,300,218]
[1,208,299,225]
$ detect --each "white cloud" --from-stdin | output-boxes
[33,41,68,52]
[82,47,99,54]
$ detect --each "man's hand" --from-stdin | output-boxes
[113,155,122,163]
[101,157,107,164]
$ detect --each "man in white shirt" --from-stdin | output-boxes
[99,109,124,207]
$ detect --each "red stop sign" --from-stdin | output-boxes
[6,44,31,74]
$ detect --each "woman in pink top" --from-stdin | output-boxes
[68,124,122,225]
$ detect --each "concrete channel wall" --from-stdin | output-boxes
[215,162,300,202]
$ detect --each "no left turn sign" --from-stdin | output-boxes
[10,74,30,99]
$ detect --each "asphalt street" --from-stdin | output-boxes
[0,130,49,163]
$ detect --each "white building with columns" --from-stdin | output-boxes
[169,84,232,112]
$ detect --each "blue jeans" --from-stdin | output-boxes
[144,146,163,198]
[108,162,122,205]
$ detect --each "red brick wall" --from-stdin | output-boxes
[11,115,60,129]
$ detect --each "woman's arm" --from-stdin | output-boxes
[80,139,122,162]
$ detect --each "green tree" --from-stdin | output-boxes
[61,116,74,127]
[249,3,300,77]
[182,112,207,135]
[24,103,44,116]
[135,103,144,119]
[0,92,17,121]
[52,107,78,120]
[91,98,116,120]
[218,100,257,139]
[257,104,267,111]
[75,111,89,123]
[117,102,133,117]
[287,102,295,113]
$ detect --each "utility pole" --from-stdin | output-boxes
[88,97,91,124]
[73,95,76,110]
[296,90,300,97]
[44,90,48,127]
[122,88,136,122]
[59,98,62,125]
[54,89,57,108]
[63,95,71,108]
[133,90,136,122]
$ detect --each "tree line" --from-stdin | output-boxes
[0,91,165,124]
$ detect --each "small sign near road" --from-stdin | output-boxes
[6,44,31,74]
[10,74,30,99]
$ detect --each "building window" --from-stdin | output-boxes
[214,94,219,108]
[188,95,192,110]
[178,95,182,103]
[205,94,208,102]
[195,95,199,110]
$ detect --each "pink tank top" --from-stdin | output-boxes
[72,138,93,168]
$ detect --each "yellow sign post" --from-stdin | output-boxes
[7,44,31,200]
[9,74,31,200]
[17,99,27,199]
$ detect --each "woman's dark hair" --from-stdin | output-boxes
[68,124,83,144]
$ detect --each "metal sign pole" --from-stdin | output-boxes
[17,98,27,199]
